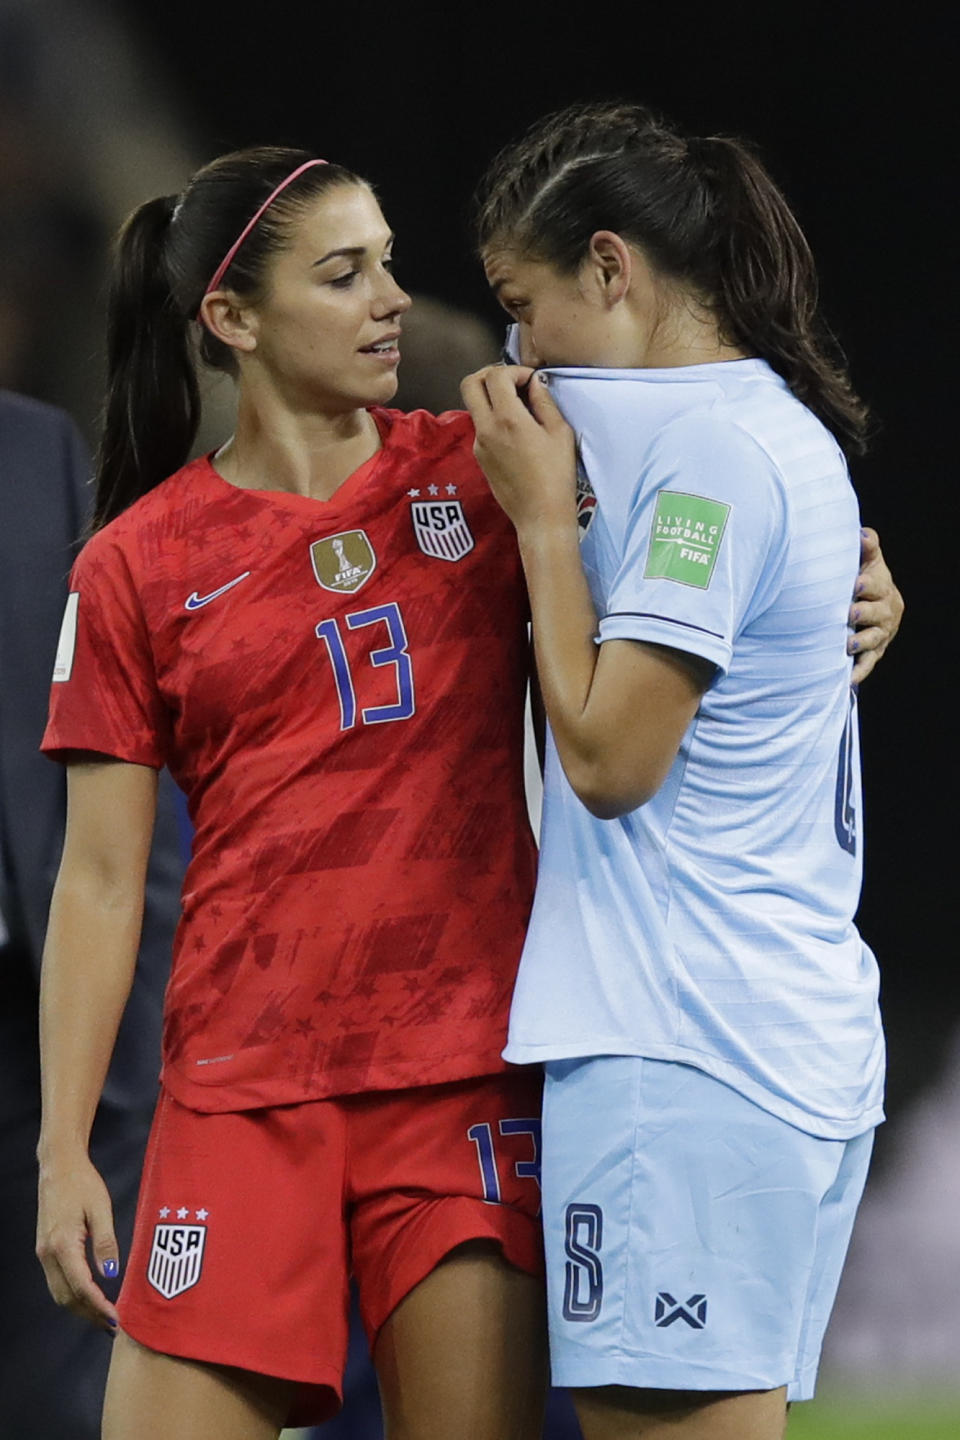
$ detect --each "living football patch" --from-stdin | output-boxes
[644,491,729,589]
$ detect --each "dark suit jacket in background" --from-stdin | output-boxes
[0,390,184,1439]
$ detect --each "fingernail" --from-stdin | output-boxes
[852,606,861,622]
[103,1259,119,1278]
[861,527,870,536]
[856,579,865,595]
[850,639,859,652]
[535,372,549,383]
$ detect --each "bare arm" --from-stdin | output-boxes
[463,366,709,819]
[36,757,158,1331]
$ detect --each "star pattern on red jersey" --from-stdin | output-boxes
[44,408,536,1112]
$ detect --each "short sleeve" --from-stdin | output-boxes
[42,529,170,767]
[597,412,788,675]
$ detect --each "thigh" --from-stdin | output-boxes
[373,1240,547,1440]
[573,1384,788,1440]
[541,1057,853,1396]
[349,1070,544,1343]
[350,1071,547,1439]
[103,1330,292,1440]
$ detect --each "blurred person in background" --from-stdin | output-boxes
[0,388,183,1440]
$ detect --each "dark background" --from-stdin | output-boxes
[36,1,960,1137]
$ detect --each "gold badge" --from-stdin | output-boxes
[310,530,376,594]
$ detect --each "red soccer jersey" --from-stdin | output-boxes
[43,408,537,1110]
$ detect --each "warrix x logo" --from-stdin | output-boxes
[654,1292,708,1329]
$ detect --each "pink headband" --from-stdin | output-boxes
[199,158,329,311]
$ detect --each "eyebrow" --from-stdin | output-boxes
[312,235,395,268]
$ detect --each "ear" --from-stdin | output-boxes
[585,231,633,306]
[198,291,259,353]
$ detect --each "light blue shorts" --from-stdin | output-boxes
[542,1056,873,1401]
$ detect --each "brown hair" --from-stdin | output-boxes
[476,103,869,458]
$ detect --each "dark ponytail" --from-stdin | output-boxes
[94,147,363,529]
[475,103,869,458]
[94,195,201,530]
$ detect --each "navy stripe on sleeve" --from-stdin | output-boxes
[603,611,725,641]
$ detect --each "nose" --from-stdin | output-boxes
[374,272,412,319]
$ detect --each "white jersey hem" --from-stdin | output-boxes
[502,1039,884,1141]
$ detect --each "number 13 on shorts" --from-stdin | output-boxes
[467,1117,542,1210]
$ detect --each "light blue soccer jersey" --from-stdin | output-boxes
[504,358,884,1139]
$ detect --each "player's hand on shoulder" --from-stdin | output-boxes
[848,527,904,684]
[461,365,578,536]
[36,1152,120,1333]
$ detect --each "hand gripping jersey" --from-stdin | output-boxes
[44,409,537,1110]
[504,360,884,1139]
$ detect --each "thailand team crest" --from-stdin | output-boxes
[311,531,376,594]
[576,457,597,539]
[410,501,475,561]
[147,1221,207,1299]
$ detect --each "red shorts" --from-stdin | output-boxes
[118,1070,544,1425]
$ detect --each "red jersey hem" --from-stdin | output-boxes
[160,1047,524,1112]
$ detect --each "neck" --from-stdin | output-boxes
[215,389,381,501]
[641,298,748,368]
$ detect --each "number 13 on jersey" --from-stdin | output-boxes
[316,601,415,729]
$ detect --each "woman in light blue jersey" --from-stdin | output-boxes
[463,103,890,1440]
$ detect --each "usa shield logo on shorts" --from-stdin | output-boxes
[410,501,475,562]
[311,531,376,594]
[147,1223,207,1299]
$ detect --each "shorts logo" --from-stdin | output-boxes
[654,1292,708,1329]
[410,501,474,562]
[644,490,730,589]
[147,1221,207,1299]
[311,531,376,594]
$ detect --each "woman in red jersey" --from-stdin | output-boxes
[36,145,900,1440]
[36,148,545,1439]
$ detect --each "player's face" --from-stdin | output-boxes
[249,184,411,410]
[484,247,621,369]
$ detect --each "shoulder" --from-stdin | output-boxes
[0,388,85,460]
[0,387,75,435]
[650,404,790,512]
[77,458,210,572]
[654,365,845,496]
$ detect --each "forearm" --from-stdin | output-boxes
[516,521,607,789]
[38,868,144,1164]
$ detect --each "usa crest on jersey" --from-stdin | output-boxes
[147,1222,207,1299]
[410,501,475,562]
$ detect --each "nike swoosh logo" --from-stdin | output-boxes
[184,571,251,610]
